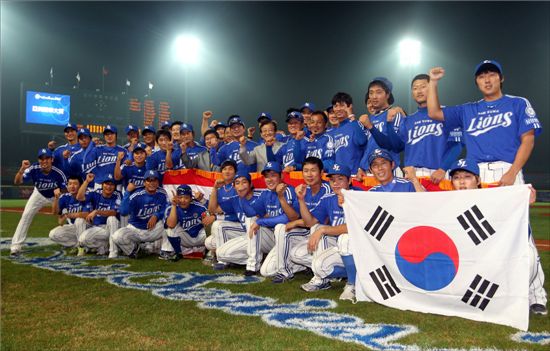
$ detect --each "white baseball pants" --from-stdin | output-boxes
[11,189,53,253]
[49,218,87,248]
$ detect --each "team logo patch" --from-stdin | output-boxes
[525,106,536,118]
[395,226,459,291]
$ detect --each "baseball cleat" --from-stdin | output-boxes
[158,251,174,260]
[530,303,548,316]
[9,250,21,257]
[243,270,258,277]
[128,244,140,259]
[271,273,294,284]
[301,281,331,292]
[339,283,356,302]
[170,253,184,262]
[213,262,229,270]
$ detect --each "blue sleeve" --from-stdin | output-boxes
[119,192,131,216]
[384,121,405,152]
[441,142,463,170]
[368,124,398,151]
[442,105,464,130]
[239,196,262,217]
[155,195,168,220]
[257,213,290,227]
[145,153,156,171]
[353,122,368,147]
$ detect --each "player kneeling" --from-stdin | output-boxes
[111,170,168,258]
[49,176,88,252]
[162,185,208,261]
[76,173,121,256]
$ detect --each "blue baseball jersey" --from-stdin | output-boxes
[85,189,122,226]
[442,95,542,163]
[53,143,81,176]
[292,181,332,212]
[329,119,368,174]
[362,110,403,169]
[232,190,263,229]
[249,186,296,228]
[311,193,347,227]
[22,164,67,198]
[85,144,127,184]
[164,202,206,237]
[303,133,336,170]
[215,140,258,173]
[127,188,168,229]
[57,193,87,224]
[369,178,416,193]
[66,144,94,179]
[396,107,463,169]
[145,149,180,184]
[120,163,146,191]
[215,185,239,222]
[281,136,305,169]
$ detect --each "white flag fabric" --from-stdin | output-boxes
[126,79,131,87]
[148,81,153,90]
[76,72,80,82]
[343,185,530,331]
[50,67,53,78]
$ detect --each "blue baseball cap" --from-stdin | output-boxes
[325,105,334,113]
[368,149,393,166]
[37,148,53,158]
[286,111,304,123]
[234,169,251,182]
[103,173,116,184]
[64,123,78,132]
[449,159,480,176]
[474,59,503,77]
[212,122,227,130]
[327,164,351,178]
[133,142,147,152]
[220,159,238,172]
[77,128,92,138]
[103,125,117,134]
[125,124,139,134]
[262,162,282,175]
[300,102,315,112]
[257,112,272,122]
[227,115,245,127]
[142,125,156,135]
[144,170,160,180]
[176,184,193,197]
[161,120,171,128]
[369,77,393,93]
[180,123,193,132]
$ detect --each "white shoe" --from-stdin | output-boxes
[339,283,356,302]
[108,251,118,259]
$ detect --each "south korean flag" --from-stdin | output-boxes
[343,185,530,331]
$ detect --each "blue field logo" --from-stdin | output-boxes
[395,226,459,291]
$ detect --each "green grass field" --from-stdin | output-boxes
[1,199,549,350]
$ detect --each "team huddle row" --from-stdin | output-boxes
[9,60,546,312]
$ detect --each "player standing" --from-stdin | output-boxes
[427,60,542,185]
[10,148,67,256]
[52,123,81,177]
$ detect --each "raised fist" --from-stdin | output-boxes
[247,127,256,138]
[21,160,31,169]
[239,135,247,146]
[295,183,307,201]
[62,149,71,159]
[47,140,57,150]
[203,110,213,120]
[117,151,125,160]
[359,114,373,129]
[86,173,95,183]
[214,179,225,189]
[429,67,445,81]
[275,183,287,196]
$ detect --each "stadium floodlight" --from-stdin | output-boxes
[173,35,201,65]
[399,38,421,66]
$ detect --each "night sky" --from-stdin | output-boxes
[1,1,549,185]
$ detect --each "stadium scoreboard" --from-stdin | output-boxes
[20,83,172,135]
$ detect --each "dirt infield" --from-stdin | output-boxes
[2,207,549,252]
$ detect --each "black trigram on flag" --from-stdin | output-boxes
[461,274,499,311]
[369,265,401,300]
[457,205,495,245]
[364,206,394,241]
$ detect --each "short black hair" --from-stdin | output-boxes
[411,74,430,86]
[220,159,238,172]
[303,156,324,172]
[170,121,184,129]
[203,129,219,139]
[68,175,82,184]
[155,129,172,142]
[331,92,353,106]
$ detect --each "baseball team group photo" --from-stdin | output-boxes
[1,1,549,350]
